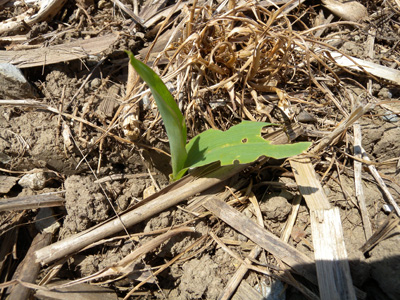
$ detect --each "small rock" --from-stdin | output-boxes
[0,176,19,193]
[382,112,399,123]
[89,77,101,88]
[260,196,291,221]
[2,109,12,121]
[0,63,37,99]
[116,195,129,211]
[279,176,296,187]
[382,204,393,213]
[255,279,285,300]
[135,32,145,39]
[0,153,11,164]
[378,88,393,99]
[18,170,56,190]
[322,0,368,22]
[143,185,156,199]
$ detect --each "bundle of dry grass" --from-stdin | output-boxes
[141,0,355,135]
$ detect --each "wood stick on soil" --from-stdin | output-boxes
[282,0,306,15]
[219,191,265,300]
[56,227,195,287]
[361,150,400,217]
[281,194,302,243]
[278,194,321,300]
[290,157,363,300]
[0,194,65,212]
[0,34,118,68]
[35,164,246,265]
[111,0,144,26]
[232,281,265,300]
[123,234,208,299]
[8,208,58,299]
[211,231,318,300]
[310,208,357,300]
[203,197,318,284]
[220,246,263,300]
[345,131,400,216]
[204,198,321,300]
[325,50,400,84]
[359,212,400,253]
[353,122,373,240]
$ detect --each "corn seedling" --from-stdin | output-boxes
[127,52,311,181]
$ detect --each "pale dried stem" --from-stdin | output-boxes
[219,190,265,300]
[0,34,118,68]
[111,0,143,26]
[0,194,65,212]
[281,194,302,243]
[310,208,357,300]
[360,212,400,253]
[219,246,263,300]
[56,227,195,287]
[290,157,364,299]
[8,208,57,300]
[124,235,208,299]
[361,151,400,217]
[35,164,246,265]
[353,122,373,240]
[311,103,373,155]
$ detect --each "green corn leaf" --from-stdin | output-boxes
[126,52,187,180]
[184,121,311,169]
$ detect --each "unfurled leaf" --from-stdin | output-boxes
[184,121,311,169]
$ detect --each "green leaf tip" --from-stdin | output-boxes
[184,121,311,169]
[126,52,187,180]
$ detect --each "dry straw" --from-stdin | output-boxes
[143,0,372,135]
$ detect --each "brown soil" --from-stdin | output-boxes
[1,1,400,299]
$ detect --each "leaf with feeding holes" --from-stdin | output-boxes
[184,121,311,169]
